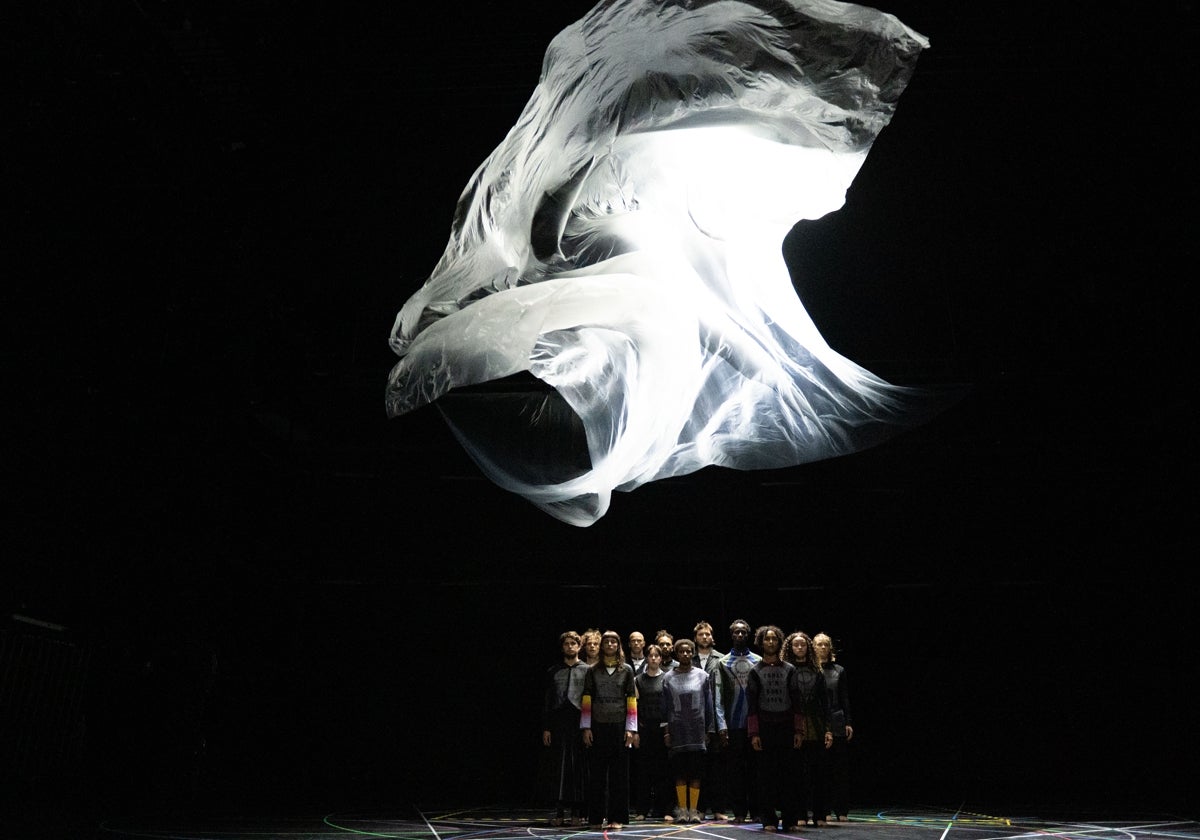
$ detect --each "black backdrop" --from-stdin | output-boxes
[7,0,1196,822]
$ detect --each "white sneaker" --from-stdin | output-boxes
[673,807,688,823]
[689,809,702,823]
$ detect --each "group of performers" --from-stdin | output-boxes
[538,620,853,831]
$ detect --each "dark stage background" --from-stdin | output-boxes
[6,0,1196,829]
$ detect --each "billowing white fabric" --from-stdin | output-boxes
[387,0,934,526]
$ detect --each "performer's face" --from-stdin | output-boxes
[730,624,750,648]
[563,638,581,660]
[602,635,620,658]
[674,641,694,665]
[628,633,645,656]
[790,636,808,659]
[760,630,781,656]
[695,627,713,650]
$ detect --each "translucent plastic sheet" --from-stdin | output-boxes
[387,0,936,526]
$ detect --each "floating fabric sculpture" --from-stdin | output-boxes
[387,0,937,526]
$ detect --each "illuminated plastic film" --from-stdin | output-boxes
[388,0,938,526]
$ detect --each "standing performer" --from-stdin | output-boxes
[539,631,590,826]
[747,625,801,833]
[631,644,670,821]
[783,631,832,828]
[813,633,853,824]
[692,620,728,819]
[581,630,638,830]
[663,638,716,823]
[717,619,760,823]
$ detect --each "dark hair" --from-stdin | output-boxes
[754,624,784,649]
[595,629,626,667]
[783,631,815,668]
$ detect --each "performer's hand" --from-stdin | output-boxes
[543,730,552,747]
[582,728,593,747]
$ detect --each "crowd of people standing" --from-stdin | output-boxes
[537,620,853,831]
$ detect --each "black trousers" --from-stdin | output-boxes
[818,735,850,818]
[754,720,798,829]
[586,723,630,825]
[631,726,670,817]
[724,728,757,820]
[796,739,824,822]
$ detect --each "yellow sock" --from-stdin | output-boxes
[676,784,688,810]
[689,784,701,811]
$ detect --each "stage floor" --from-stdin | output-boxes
[58,806,1199,840]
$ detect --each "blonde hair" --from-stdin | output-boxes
[812,632,837,665]
[580,628,603,662]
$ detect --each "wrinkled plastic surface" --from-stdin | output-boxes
[387,0,932,526]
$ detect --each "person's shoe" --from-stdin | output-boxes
[715,813,733,821]
[631,814,645,822]
[763,826,777,833]
[689,809,702,823]
[609,824,623,831]
[673,807,688,823]
[837,816,849,823]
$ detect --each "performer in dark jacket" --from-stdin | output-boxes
[813,633,853,823]
[692,620,728,818]
[539,630,589,826]
[784,631,833,828]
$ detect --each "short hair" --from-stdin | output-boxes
[674,638,696,660]
[559,630,582,647]
[729,619,750,633]
[693,620,713,636]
